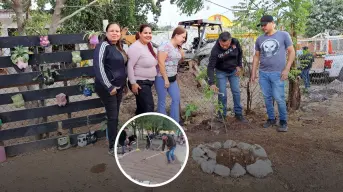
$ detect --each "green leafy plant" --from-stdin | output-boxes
[77,76,95,92]
[289,68,301,81]
[10,46,33,69]
[83,30,103,45]
[185,103,198,122]
[32,68,60,86]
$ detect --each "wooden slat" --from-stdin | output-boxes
[0,33,89,48]
[0,50,94,68]
[0,98,103,123]
[0,84,95,105]
[0,66,95,88]
[0,113,106,141]
[5,130,106,157]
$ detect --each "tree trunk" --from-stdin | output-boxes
[287,23,301,110]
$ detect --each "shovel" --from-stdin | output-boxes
[141,151,166,161]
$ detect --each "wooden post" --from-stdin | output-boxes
[103,20,108,32]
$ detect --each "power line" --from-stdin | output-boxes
[204,0,239,12]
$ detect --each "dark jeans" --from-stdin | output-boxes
[128,80,154,115]
[301,68,310,89]
[216,69,243,117]
[95,81,123,150]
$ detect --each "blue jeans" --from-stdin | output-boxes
[216,69,243,117]
[301,68,310,89]
[166,146,176,162]
[259,71,287,122]
[155,76,180,123]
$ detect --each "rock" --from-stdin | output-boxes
[229,148,241,153]
[230,163,246,178]
[198,144,205,149]
[203,147,217,160]
[237,142,252,151]
[251,144,268,158]
[192,155,206,165]
[201,160,216,174]
[212,142,222,149]
[214,164,231,177]
[223,140,237,148]
[264,159,272,166]
[246,160,273,178]
[192,147,205,157]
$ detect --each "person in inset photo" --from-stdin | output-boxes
[161,133,177,164]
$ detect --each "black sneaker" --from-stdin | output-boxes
[235,115,248,123]
[277,120,288,132]
[263,119,276,128]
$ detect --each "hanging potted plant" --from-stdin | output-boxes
[83,30,103,49]
[78,76,94,97]
[39,35,50,47]
[10,46,33,70]
[11,93,25,108]
[72,51,82,64]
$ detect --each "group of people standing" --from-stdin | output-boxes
[93,22,187,155]
[207,15,295,133]
[93,14,297,156]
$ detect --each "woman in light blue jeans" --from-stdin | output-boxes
[155,27,187,123]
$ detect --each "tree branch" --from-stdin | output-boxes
[57,0,99,25]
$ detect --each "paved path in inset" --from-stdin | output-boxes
[118,147,185,184]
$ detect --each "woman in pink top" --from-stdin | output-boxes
[127,24,158,115]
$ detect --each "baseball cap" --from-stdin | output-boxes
[257,15,274,27]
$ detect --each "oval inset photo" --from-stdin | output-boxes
[114,112,189,187]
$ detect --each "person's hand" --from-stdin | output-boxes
[210,84,219,93]
[110,88,117,96]
[164,78,170,88]
[235,67,242,76]
[281,68,290,81]
[131,83,141,95]
[250,72,258,84]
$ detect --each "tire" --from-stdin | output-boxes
[338,68,343,82]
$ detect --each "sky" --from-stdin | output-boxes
[147,0,243,26]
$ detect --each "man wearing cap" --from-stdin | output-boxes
[207,31,248,123]
[251,15,296,132]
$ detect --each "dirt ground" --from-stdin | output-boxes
[1,67,343,191]
[1,93,343,192]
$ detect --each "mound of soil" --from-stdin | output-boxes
[216,148,256,169]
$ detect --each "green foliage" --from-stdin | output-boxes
[288,68,301,81]
[232,0,311,37]
[59,0,161,34]
[305,0,343,37]
[185,103,198,121]
[77,76,94,92]
[195,67,208,81]
[166,0,204,16]
[0,1,13,9]
[24,11,51,36]
[134,115,179,134]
